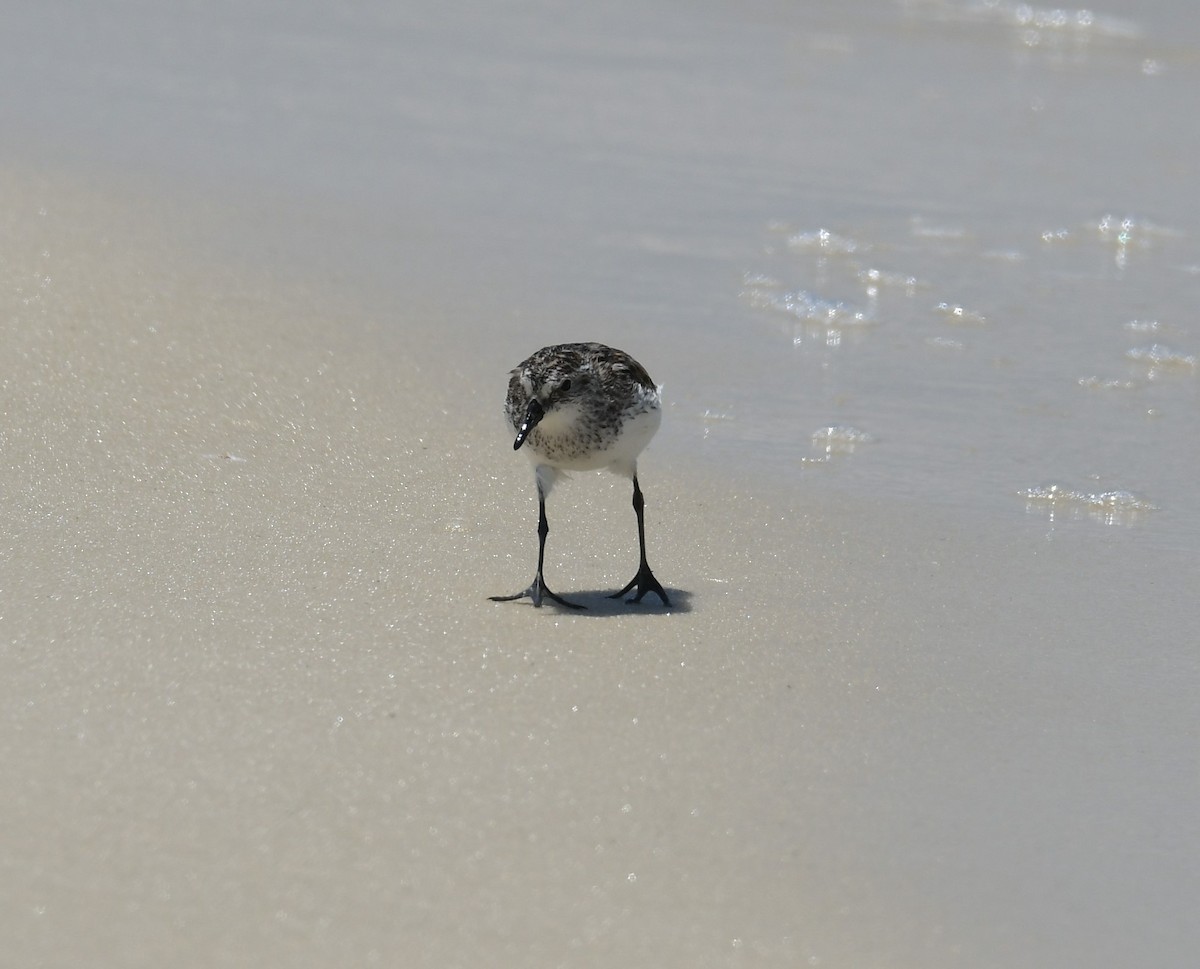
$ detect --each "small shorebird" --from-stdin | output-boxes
[490,342,671,610]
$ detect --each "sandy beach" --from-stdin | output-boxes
[3,2,1199,966]
[4,166,1196,968]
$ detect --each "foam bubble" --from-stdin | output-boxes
[1020,483,1157,525]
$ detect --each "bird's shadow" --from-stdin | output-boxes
[491,587,692,616]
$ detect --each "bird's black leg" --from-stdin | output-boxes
[610,475,670,606]
[490,487,585,609]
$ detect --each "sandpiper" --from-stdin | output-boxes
[490,342,671,610]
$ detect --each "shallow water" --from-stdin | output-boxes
[8,0,1196,548]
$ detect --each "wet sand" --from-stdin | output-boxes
[3,169,1197,967]
[4,0,1200,964]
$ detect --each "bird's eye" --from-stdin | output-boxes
[559,379,572,394]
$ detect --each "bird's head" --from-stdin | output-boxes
[513,369,591,450]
